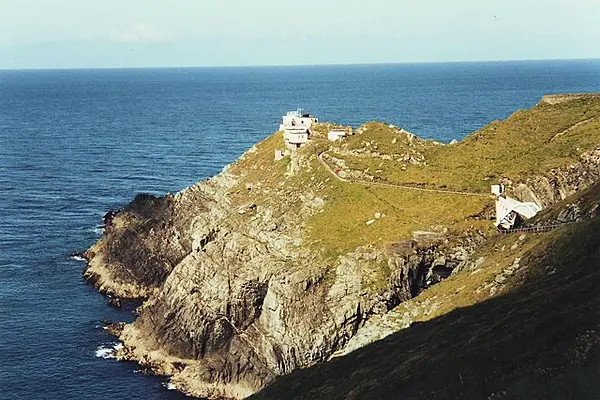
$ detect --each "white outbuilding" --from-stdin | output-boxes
[328,129,347,142]
[492,184,542,230]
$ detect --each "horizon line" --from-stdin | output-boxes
[1,56,599,72]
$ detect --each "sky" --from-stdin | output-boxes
[1,0,599,69]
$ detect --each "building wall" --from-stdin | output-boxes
[328,130,346,141]
[281,115,317,130]
[280,111,317,149]
[284,132,309,150]
[286,132,308,144]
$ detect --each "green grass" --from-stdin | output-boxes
[305,181,490,255]
[225,133,491,260]
[250,211,600,400]
[328,97,600,193]
[506,352,600,400]
[216,96,600,276]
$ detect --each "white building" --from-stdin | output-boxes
[491,184,505,197]
[328,129,347,142]
[492,185,542,230]
[279,109,318,132]
[279,109,318,149]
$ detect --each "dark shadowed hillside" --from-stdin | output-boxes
[251,183,600,400]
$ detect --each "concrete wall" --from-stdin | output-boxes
[328,130,346,141]
[282,115,317,129]
[285,132,308,144]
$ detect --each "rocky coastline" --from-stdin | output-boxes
[85,167,481,398]
[84,95,600,399]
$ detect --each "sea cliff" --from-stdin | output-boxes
[85,94,600,399]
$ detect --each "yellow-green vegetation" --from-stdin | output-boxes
[228,131,289,197]
[251,182,600,399]
[344,121,440,154]
[231,137,490,258]
[305,183,490,255]
[310,122,352,140]
[328,97,600,193]
[219,96,600,263]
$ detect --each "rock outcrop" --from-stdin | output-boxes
[85,95,600,399]
[84,152,483,399]
[509,149,600,207]
[540,93,600,105]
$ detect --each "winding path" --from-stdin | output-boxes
[316,149,576,235]
[550,115,599,142]
[317,150,490,198]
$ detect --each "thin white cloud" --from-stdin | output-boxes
[108,23,172,43]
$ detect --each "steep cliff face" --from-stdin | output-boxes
[85,144,485,398]
[90,169,477,398]
[250,182,600,400]
[84,180,229,299]
[510,149,600,207]
[85,95,600,399]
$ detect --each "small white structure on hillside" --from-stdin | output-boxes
[280,109,318,149]
[328,129,347,142]
[491,184,505,197]
[492,184,542,230]
[274,149,285,161]
[274,149,290,161]
[284,130,310,149]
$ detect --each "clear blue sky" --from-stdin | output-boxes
[1,0,599,69]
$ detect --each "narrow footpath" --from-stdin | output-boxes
[550,115,599,142]
[317,150,490,198]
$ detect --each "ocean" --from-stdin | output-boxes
[0,60,599,399]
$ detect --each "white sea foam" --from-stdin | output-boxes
[95,342,123,359]
[162,381,177,390]
[93,227,104,235]
[95,346,115,359]
[71,255,86,262]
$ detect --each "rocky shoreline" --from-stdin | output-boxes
[83,154,489,398]
[84,96,600,399]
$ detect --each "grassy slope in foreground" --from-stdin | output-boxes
[250,181,600,400]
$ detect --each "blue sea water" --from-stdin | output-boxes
[0,60,599,399]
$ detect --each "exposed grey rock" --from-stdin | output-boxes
[545,265,557,275]
[511,149,600,207]
[82,122,600,399]
[86,151,480,400]
[557,204,582,223]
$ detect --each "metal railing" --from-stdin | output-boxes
[498,223,570,234]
